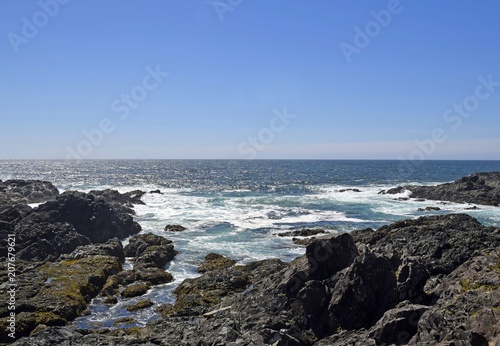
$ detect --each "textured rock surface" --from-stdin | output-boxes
[0,256,121,342]
[197,253,236,273]
[381,171,500,206]
[9,213,500,345]
[0,179,59,206]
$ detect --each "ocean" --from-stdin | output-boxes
[1,159,500,329]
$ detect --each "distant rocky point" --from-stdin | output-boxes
[380,171,500,206]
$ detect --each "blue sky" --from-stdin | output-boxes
[1,0,499,159]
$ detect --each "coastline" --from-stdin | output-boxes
[1,171,500,344]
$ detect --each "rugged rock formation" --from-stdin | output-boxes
[8,213,500,345]
[60,238,125,262]
[22,191,142,244]
[0,180,59,206]
[381,172,500,206]
[100,233,177,302]
[0,256,121,342]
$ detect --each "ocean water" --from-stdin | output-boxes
[1,159,500,329]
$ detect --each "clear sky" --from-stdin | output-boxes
[1,0,499,160]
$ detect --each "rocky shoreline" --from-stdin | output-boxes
[380,171,500,206]
[1,175,500,345]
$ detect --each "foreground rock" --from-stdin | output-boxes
[100,233,177,302]
[11,214,500,345]
[381,171,500,206]
[0,256,121,342]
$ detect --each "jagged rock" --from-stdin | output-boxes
[379,186,407,195]
[89,189,145,215]
[197,253,236,273]
[0,179,59,204]
[61,238,125,262]
[164,224,187,232]
[22,191,141,243]
[9,212,500,346]
[396,257,430,303]
[124,233,177,269]
[173,266,251,315]
[385,172,500,206]
[351,214,500,276]
[149,189,162,194]
[306,233,359,281]
[124,233,173,257]
[327,251,398,333]
[13,221,91,262]
[410,246,500,345]
[0,256,121,342]
[368,302,429,345]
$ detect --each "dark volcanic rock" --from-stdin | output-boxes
[338,188,361,193]
[276,228,326,237]
[0,179,59,205]
[164,224,187,232]
[124,233,177,268]
[385,172,500,206]
[61,238,125,262]
[306,233,359,281]
[410,246,500,345]
[10,214,500,346]
[327,251,398,333]
[23,191,141,243]
[89,189,146,214]
[368,302,429,345]
[417,206,441,212]
[14,221,91,262]
[351,214,500,276]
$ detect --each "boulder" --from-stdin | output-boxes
[124,233,177,269]
[197,253,236,273]
[327,251,398,333]
[23,191,141,243]
[164,224,187,232]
